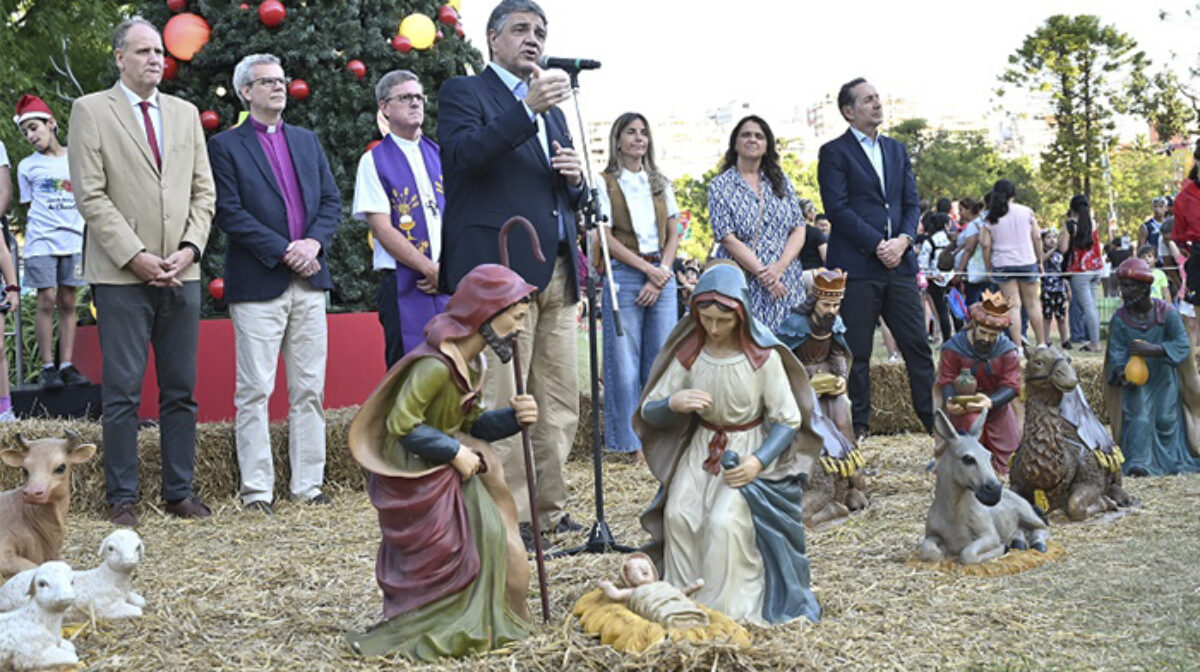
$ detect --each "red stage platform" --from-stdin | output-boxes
[73,312,387,423]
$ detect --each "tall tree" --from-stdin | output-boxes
[999,15,1150,200]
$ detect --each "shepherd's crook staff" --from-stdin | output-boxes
[497,215,551,623]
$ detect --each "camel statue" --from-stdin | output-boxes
[919,409,1049,565]
[1010,347,1135,520]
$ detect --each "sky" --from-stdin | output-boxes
[460,0,1200,127]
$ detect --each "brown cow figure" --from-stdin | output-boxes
[0,431,97,578]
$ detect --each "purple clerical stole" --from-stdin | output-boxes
[371,135,449,354]
[250,118,307,241]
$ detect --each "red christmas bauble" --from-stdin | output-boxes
[455,22,464,37]
[391,35,412,53]
[163,56,179,80]
[163,12,210,61]
[200,110,219,131]
[346,59,366,79]
[288,78,309,100]
[366,140,382,152]
[240,2,249,8]
[208,278,225,300]
[438,5,458,25]
[259,0,286,27]
[166,0,186,11]
[436,30,444,41]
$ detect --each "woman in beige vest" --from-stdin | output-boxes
[597,112,681,465]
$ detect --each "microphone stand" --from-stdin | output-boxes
[553,66,635,557]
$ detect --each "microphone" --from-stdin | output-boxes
[538,55,601,72]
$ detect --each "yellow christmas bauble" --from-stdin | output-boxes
[399,14,437,50]
[449,0,462,11]
[89,301,97,320]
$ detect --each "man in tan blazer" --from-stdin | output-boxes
[68,17,215,527]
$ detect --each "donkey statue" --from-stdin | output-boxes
[919,409,1050,564]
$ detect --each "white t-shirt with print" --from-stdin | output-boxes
[17,151,85,257]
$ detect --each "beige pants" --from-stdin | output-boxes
[483,258,579,527]
[229,278,327,503]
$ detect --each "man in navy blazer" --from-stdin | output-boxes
[208,53,341,514]
[437,0,586,547]
[818,78,934,439]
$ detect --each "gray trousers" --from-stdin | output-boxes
[93,282,200,504]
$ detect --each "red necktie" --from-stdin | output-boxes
[138,101,161,170]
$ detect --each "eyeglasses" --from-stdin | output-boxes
[385,93,426,105]
[252,77,292,89]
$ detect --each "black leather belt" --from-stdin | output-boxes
[639,252,662,264]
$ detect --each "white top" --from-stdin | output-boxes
[17,151,85,257]
[597,168,680,254]
[0,141,8,168]
[118,80,162,158]
[352,134,442,270]
[918,229,952,287]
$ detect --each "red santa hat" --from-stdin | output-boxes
[13,94,54,126]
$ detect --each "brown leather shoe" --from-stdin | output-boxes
[109,501,138,527]
[164,495,212,519]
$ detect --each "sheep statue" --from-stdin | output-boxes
[0,530,145,620]
[0,561,78,671]
[69,529,146,620]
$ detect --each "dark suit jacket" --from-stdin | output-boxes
[208,121,341,303]
[437,66,584,299]
[817,128,920,278]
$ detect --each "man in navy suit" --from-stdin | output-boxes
[208,53,341,515]
[818,78,934,439]
[438,0,586,547]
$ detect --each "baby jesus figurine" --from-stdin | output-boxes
[598,553,710,629]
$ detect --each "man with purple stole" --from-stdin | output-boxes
[208,54,341,514]
[353,70,448,367]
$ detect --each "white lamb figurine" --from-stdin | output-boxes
[69,529,145,620]
[0,561,78,671]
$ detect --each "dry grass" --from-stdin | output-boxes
[6,423,1196,671]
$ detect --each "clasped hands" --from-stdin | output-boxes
[876,236,909,269]
[636,265,672,307]
[667,388,764,488]
[283,238,321,278]
[754,262,787,299]
[128,248,196,287]
[450,394,537,482]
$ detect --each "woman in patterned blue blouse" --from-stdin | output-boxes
[708,115,807,330]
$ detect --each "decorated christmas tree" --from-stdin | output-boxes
[133,0,482,315]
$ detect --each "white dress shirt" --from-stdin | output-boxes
[352,134,442,270]
[118,80,163,159]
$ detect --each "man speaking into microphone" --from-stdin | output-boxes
[438,0,588,550]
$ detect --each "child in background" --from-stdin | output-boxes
[14,94,90,390]
[1137,245,1172,302]
[1041,229,1071,348]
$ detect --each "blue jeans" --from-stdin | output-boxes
[602,260,678,452]
[1068,272,1101,345]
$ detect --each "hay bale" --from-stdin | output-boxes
[863,358,1109,435]
[0,409,364,517]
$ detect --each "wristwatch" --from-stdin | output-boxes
[899,233,913,248]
